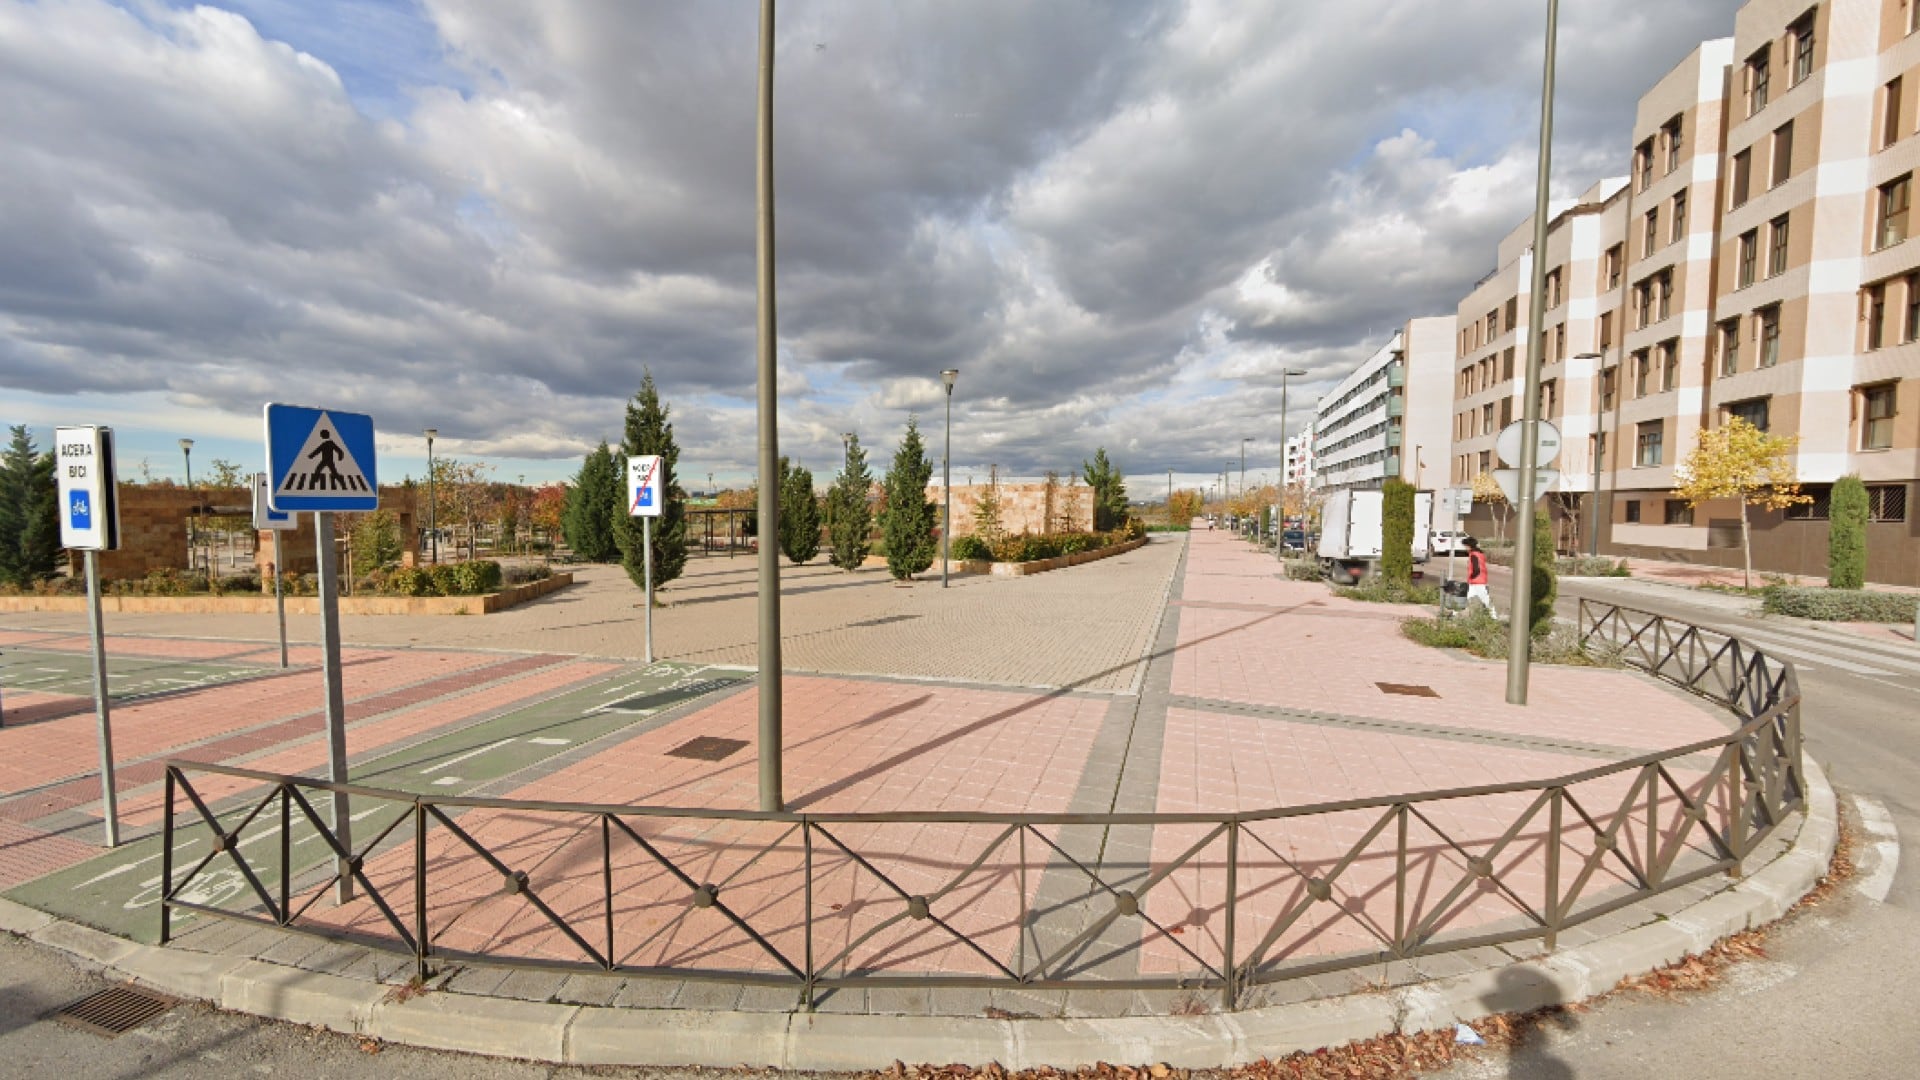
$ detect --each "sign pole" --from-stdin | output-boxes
[643,515,655,664]
[85,549,120,848]
[273,535,288,669]
[315,512,354,902]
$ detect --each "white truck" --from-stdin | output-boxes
[1316,488,1435,584]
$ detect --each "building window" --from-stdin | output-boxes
[1719,318,1741,376]
[1482,403,1495,435]
[1879,174,1911,249]
[1868,484,1908,522]
[1634,349,1651,397]
[1665,114,1683,172]
[1502,347,1515,383]
[1636,420,1665,467]
[1747,46,1770,115]
[1738,229,1758,287]
[1606,243,1623,288]
[1599,310,1614,351]
[1636,139,1654,191]
[1664,500,1695,526]
[1791,11,1815,84]
[1643,208,1659,256]
[1624,500,1642,523]
[1726,397,1771,431]
[1672,189,1687,242]
[1661,339,1679,391]
[1600,366,1617,410]
[1540,378,1557,419]
[1547,268,1563,309]
[1487,309,1499,338]
[1768,214,1789,276]
[1863,383,1897,449]
[1887,77,1905,150]
[1771,122,1793,187]
[1479,450,1491,475]
[1731,150,1752,208]
[1786,485,1832,520]
[1657,268,1673,321]
[1760,305,1782,367]
[1869,282,1887,350]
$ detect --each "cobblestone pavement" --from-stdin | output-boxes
[0,531,1745,1019]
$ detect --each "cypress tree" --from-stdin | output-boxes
[779,458,821,564]
[615,371,688,589]
[563,442,621,562]
[882,418,937,579]
[1082,448,1130,531]
[0,425,59,587]
[1530,508,1558,639]
[828,434,873,572]
[1828,475,1868,590]
[1380,478,1414,586]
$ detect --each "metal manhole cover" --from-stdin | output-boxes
[665,736,748,762]
[53,986,174,1036]
[1376,682,1440,698]
[849,614,918,628]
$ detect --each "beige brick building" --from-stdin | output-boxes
[1441,0,1920,583]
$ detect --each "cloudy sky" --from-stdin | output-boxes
[1,0,1744,492]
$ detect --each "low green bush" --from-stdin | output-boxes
[428,564,463,595]
[985,527,1138,564]
[381,566,437,596]
[1762,586,1918,622]
[1146,524,1190,533]
[1283,557,1323,581]
[950,535,993,561]
[1336,579,1441,605]
[453,560,503,594]
[1401,607,1624,667]
[502,564,553,587]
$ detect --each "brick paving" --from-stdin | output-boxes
[3,529,1750,1016]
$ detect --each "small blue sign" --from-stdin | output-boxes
[69,491,92,529]
[264,403,380,512]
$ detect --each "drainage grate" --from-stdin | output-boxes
[665,736,749,762]
[53,986,174,1036]
[1376,682,1440,698]
[849,614,918,628]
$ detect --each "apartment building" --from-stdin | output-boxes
[1439,1,1920,583]
[1283,429,1315,487]
[1313,315,1457,493]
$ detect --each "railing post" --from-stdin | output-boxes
[1544,788,1562,950]
[1727,743,1746,877]
[1393,804,1408,956]
[802,819,815,1009]
[602,814,615,972]
[413,800,429,983]
[279,784,291,925]
[1222,819,1239,1011]
[1646,765,1659,887]
[159,767,175,946]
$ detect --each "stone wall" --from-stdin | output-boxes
[254,489,421,582]
[927,482,1094,537]
[66,485,417,584]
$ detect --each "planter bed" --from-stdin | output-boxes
[0,572,573,617]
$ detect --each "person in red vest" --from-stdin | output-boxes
[1463,536,1492,611]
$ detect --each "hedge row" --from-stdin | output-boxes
[950,520,1147,563]
[1761,586,1919,622]
[375,560,505,597]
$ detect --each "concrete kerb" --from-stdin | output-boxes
[0,760,1837,1070]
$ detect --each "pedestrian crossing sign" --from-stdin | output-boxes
[263,403,379,511]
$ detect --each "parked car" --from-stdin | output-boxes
[1281,528,1308,552]
[1430,530,1474,556]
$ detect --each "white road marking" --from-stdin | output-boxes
[419,738,514,774]
[432,776,464,786]
[1737,629,1920,677]
[1855,795,1901,903]
[1721,636,1890,675]
[528,737,571,746]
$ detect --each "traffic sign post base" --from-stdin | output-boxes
[85,550,119,848]
[315,513,354,904]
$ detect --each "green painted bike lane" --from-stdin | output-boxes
[0,645,273,706]
[5,661,749,942]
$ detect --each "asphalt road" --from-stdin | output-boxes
[1429,569,1920,1078]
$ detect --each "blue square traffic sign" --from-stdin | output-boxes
[264,403,380,512]
[69,491,91,529]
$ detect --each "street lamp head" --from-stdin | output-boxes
[177,438,193,452]
[424,427,437,442]
[941,368,958,391]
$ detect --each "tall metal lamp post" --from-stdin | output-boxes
[753,0,784,812]
[178,439,195,574]
[941,368,958,588]
[423,428,438,565]
[1240,437,1252,523]
[1275,368,1306,561]
[1506,0,1564,706]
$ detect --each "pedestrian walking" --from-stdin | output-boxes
[1463,536,1492,612]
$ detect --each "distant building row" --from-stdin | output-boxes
[1309,0,1920,584]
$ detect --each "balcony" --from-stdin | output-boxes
[1387,365,1406,389]
[1386,396,1405,418]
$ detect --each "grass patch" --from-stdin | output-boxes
[1401,607,1625,667]
[1763,586,1920,622]
[1336,579,1441,605]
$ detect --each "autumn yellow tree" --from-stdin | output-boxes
[1672,417,1811,591]
[1471,471,1510,541]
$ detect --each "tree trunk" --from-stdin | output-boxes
[1739,500,1752,592]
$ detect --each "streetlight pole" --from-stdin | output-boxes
[1167,468,1174,526]
[424,429,437,565]
[1240,437,1251,510]
[1506,0,1563,706]
[753,0,783,812]
[1275,368,1306,562]
[178,439,194,576]
[941,368,958,588]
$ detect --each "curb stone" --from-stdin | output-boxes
[0,761,1837,1069]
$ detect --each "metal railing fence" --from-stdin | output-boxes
[160,602,1803,1010]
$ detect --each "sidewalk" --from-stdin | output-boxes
[0,530,1829,1068]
